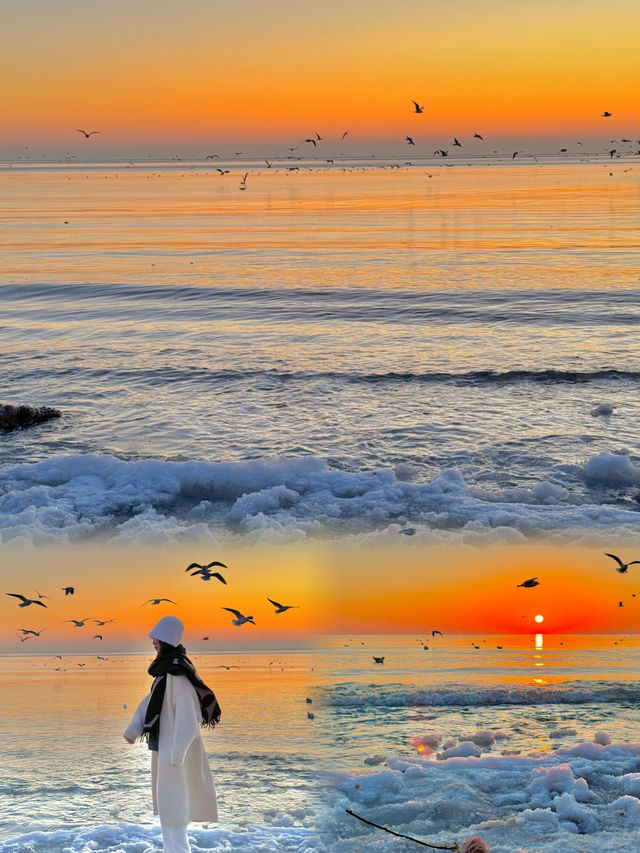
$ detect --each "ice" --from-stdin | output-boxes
[1,453,638,545]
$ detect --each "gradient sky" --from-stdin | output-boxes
[2,0,638,158]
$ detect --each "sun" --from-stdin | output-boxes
[534,614,544,624]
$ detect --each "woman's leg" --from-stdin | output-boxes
[160,823,191,853]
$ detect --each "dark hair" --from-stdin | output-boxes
[155,640,181,658]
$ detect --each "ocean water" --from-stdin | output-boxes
[1,159,639,546]
[315,633,640,852]
[0,649,324,851]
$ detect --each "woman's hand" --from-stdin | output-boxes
[123,734,135,744]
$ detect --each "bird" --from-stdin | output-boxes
[34,590,49,599]
[204,154,221,159]
[341,131,350,140]
[434,149,448,157]
[267,598,299,613]
[406,136,415,146]
[264,159,272,168]
[412,101,424,114]
[16,633,32,643]
[140,599,176,607]
[307,711,315,719]
[432,630,443,637]
[512,151,521,159]
[306,697,312,704]
[76,129,100,138]
[62,587,75,595]
[618,601,624,607]
[93,634,103,640]
[605,553,639,573]
[190,567,227,583]
[303,138,317,146]
[216,168,230,175]
[97,656,109,660]
[185,561,227,573]
[608,149,617,159]
[6,594,47,608]
[239,172,248,190]
[399,527,416,536]
[215,664,240,669]
[517,578,540,588]
[473,133,484,140]
[92,618,116,625]
[373,656,385,663]
[64,618,92,627]
[602,111,612,117]
[315,132,323,140]
[221,607,255,626]
[453,138,462,147]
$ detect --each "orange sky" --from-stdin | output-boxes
[2,540,637,652]
[2,0,637,156]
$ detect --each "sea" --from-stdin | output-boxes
[0,157,638,547]
[0,634,637,852]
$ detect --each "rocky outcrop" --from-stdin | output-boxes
[0,404,62,431]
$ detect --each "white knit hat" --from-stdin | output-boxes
[149,616,184,647]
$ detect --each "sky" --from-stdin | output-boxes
[1,0,638,159]
[1,540,637,653]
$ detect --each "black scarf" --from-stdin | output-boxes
[141,644,221,751]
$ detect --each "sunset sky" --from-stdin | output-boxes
[2,0,637,158]
[1,541,637,653]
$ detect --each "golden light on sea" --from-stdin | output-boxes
[535,614,544,624]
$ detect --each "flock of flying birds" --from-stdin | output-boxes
[6,556,300,646]
[69,102,637,175]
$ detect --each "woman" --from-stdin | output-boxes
[123,616,220,853]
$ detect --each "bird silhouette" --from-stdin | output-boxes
[186,561,227,573]
[6,594,47,608]
[341,131,350,140]
[222,608,255,626]
[190,568,227,583]
[76,129,100,138]
[431,630,443,637]
[434,149,448,157]
[473,133,484,140]
[267,597,299,613]
[405,136,415,145]
[62,587,75,595]
[602,111,612,117]
[64,618,92,627]
[605,553,639,573]
[93,618,116,625]
[216,168,230,175]
[140,598,176,607]
[93,634,103,640]
[517,578,540,588]
[453,138,462,147]
[303,139,317,146]
[373,656,385,663]
[412,101,424,114]
[19,628,46,636]
[512,151,521,159]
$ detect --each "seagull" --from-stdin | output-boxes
[215,664,240,669]
[307,711,315,719]
[605,553,639,573]
[267,597,299,613]
[341,131,350,140]
[303,138,317,146]
[16,633,32,643]
[93,618,116,625]
[62,587,75,595]
[76,129,100,138]
[602,111,612,117]
[434,149,448,157]
[221,607,255,626]
[431,630,443,637]
[373,656,385,663]
[517,578,540,588]
[315,132,323,140]
[19,628,46,636]
[618,601,624,607]
[512,151,521,159]
[205,154,221,159]
[185,561,227,573]
[264,159,272,168]
[412,101,424,114]
[97,656,109,660]
[216,168,230,175]
[6,594,47,608]
[239,172,248,190]
[608,149,617,159]
[64,618,92,627]
[140,599,176,607]
[190,568,227,583]
[34,590,49,599]
[473,133,484,140]
[453,138,462,147]
[93,634,103,640]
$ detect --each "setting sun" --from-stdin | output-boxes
[535,614,544,624]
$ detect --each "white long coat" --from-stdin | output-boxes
[124,674,218,827]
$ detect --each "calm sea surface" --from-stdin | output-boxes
[0,160,638,545]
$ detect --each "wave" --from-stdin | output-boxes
[2,282,639,327]
[0,452,637,545]
[326,681,640,708]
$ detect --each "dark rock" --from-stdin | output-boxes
[0,404,62,431]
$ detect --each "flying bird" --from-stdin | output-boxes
[93,634,103,640]
[406,136,415,145]
[473,133,484,140]
[205,154,221,159]
[76,129,100,138]
[6,594,47,608]
[608,149,617,159]
[19,628,46,636]
[267,597,299,614]
[373,656,385,663]
[431,630,443,637]
[341,131,350,140]
[34,590,49,599]
[605,553,639,573]
[412,101,424,114]
[216,168,230,175]
[434,150,448,157]
[453,138,462,147]
[221,607,255,626]
[265,160,272,168]
[16,633,32,643]
[186,561,227,573]
[512,151,521,159]
[140,599,177,607]
[93,618,116,625]
[62,587,75,595]
[190,568,227,583]
[517,578,540,588]
[602,111,612,117]
[64,618,92,627]
[303,138,317,146]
